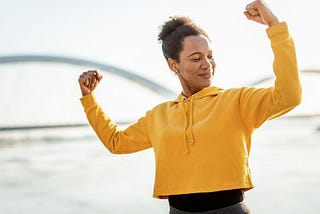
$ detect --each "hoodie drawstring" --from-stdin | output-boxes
[182,95,195,154]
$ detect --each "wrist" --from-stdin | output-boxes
[81,90,91,97]
[267,18,280,28]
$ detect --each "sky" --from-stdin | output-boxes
[1,2,319,213]
[0,0,319,125]
[1,0,319,87]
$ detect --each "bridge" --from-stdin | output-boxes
[0,54,319,131]
[0,54,176,131]
[0,54,175,98]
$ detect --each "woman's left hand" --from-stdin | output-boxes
[244,0,280,27]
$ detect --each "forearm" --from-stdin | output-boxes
[239,22,302,128]
[80,93,120,153]
[80,93,152,154]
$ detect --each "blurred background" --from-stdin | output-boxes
[0,0,319,213]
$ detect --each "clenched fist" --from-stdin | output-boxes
[244,0,279,27]
[78,70,103,96]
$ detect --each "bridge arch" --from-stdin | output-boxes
[0,54,176,131]
[247,70,320,86]
[0,54,175,98]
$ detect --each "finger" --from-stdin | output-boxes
[95,71,103,82]
[88,75,94,87]
[91,80,99,90]
[85,78,90,87]
[243,11,251,20]
[245,1,259,16]
[78,74,87,84]
[246,7,259,16]
[244,11,258,20]
[90,70,102,84]
[86,70,97,86]
[90,77,97,89]
[92,71,102,83]
[87,70,97,76]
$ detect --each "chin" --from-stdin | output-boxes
[203,80,212,87]
[198,83,211,91]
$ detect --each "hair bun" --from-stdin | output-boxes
[158,16,193,42]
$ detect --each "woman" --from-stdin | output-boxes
[78,0,301,213]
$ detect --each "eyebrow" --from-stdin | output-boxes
[187,52,202,57]
[187,51,212,57]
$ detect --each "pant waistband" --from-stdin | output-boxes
[168,189,244,212]
[169,201,251,214]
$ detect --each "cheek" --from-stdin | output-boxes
[178,61,199,79]
[180,66,196,79]
[182,63,199,74]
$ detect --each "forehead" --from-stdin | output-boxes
[181,35,212,55]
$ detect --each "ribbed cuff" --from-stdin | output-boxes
[266,22,290,45]
[80,93,98,109]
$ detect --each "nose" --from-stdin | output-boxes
[201,57,214,70]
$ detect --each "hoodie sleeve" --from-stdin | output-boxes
[239,22,302,130]
[80,93,152,154]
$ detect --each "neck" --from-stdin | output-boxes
[182,88,202,98]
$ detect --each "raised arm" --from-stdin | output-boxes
[239,1,302,129]
[78,70,152,154]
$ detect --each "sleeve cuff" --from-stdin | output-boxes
[80,93,98,109]
[266,22,290,45]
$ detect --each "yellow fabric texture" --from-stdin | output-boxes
[80,22,301,199]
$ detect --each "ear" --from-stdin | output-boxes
[167,58,178,74]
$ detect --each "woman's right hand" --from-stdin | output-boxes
[78,70,103,96]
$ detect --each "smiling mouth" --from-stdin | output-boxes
[199,72,212,79]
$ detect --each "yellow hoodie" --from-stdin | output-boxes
[80,22,301,199]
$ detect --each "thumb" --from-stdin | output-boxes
[78,74,91,96]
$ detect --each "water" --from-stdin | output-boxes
[246,117,320,213]
[1,117,320,214]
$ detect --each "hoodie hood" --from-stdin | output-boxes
[173,86,224,103]
[173,86,224,154]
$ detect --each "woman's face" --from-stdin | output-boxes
[170,35,215,97]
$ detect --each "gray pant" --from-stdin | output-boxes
[169,201,251,214]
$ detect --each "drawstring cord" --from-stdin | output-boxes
[188,96,195,144]
[182,95,196,154]
[182,100,189,154]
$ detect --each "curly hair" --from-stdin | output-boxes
[158,16,210,62]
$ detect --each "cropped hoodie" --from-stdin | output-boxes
[80,22,302,199]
